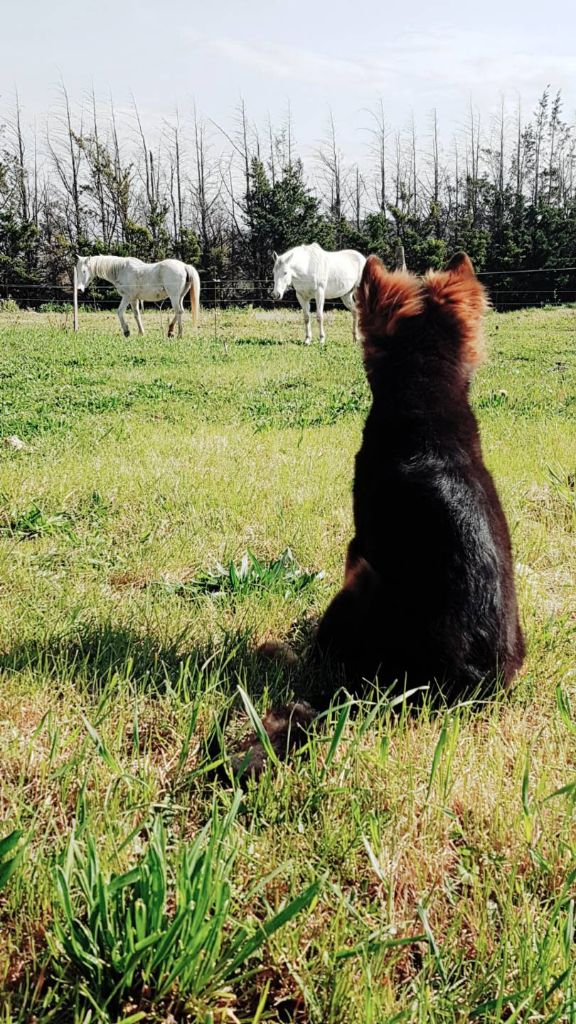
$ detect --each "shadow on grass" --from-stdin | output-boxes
[0,618,335,785]
[233,335,286,346]
[0,618,310,705]
[0,619,520,796]
[0,616,510,712]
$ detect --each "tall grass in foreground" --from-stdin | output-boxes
[45,796,318,1021]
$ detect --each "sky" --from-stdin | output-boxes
[1,0,575,163]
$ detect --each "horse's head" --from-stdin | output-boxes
[272,251,292,300]
[75,255,92,292]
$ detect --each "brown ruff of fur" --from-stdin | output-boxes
[358,252,488,376]
[358,260,425,350]
[425,252,489,373]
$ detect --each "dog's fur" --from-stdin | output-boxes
[235,252,525,776]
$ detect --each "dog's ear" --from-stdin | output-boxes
[425,252,488,371]
[445,251,476,277]
[272,250,278,263]
[357,255,423,341]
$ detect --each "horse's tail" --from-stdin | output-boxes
[186,265,200,328]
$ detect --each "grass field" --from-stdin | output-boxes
[0,303,575,1023]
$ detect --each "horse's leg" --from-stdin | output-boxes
[167,296,184,338]
[297,293,312,345]
[316,286,326,345]
[341,291,359,343]
[176,301,184,338]
[117,296,130,337]
[132,300,145,336]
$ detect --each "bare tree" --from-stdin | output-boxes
[466,100,481,225]
[109,96,131,242]
[394,239,407,270]
[89,89,108,242]
[11,91,29,223]
[132,97,169,256]
[191,105,224,264]
[46,82,84,245]
[548,90,562,203]
[425,109,443,237]
[409,113,418,216]
[484,98,507,226]
[316,109,347,241]
[365,98,389,212]
[515,97,524,197]
[453,136,460,233]
[533,87,549,205]
[165,112,186,255]
[347,165,365,230]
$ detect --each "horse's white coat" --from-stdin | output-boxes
[75,255,200,338]
[272,242,366,344]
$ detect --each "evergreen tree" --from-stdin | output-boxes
[1,86,575,310]
[241,157,330,297]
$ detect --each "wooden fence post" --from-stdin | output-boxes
[394,241,407,271]
[73,267,78,332]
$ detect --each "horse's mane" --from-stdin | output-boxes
[280,242,323,263]
[89,255,132,283]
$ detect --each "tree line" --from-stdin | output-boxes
[1,87,575,308]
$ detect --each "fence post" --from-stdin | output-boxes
[394,240,407,271]
[73,267,78,332]
[213,279,227,355]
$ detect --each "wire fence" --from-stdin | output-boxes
[476,267,576,310]
[1,267,576,315]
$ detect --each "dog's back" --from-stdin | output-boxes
[316,252,525,698]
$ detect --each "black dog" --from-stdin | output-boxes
[235,252,525,775]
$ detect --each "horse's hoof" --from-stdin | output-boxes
[123,330,130,338]
[304,339,311,346]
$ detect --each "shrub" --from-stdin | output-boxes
[38,301,72,313]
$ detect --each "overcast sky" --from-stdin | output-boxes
[2,0,575,161]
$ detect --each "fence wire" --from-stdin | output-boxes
[1,266,576,315]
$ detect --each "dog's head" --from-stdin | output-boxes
[356,252,488,382]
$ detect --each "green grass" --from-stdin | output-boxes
[0,304,575,1023]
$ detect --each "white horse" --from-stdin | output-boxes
[272,242,366,344]
[75,255,200,338]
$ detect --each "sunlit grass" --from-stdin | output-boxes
[0,306,575,1022]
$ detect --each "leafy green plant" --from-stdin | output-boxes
[49,796,319,1016]
[158,548,323,601]
[0,501,74,538]
[0,829,26,892]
